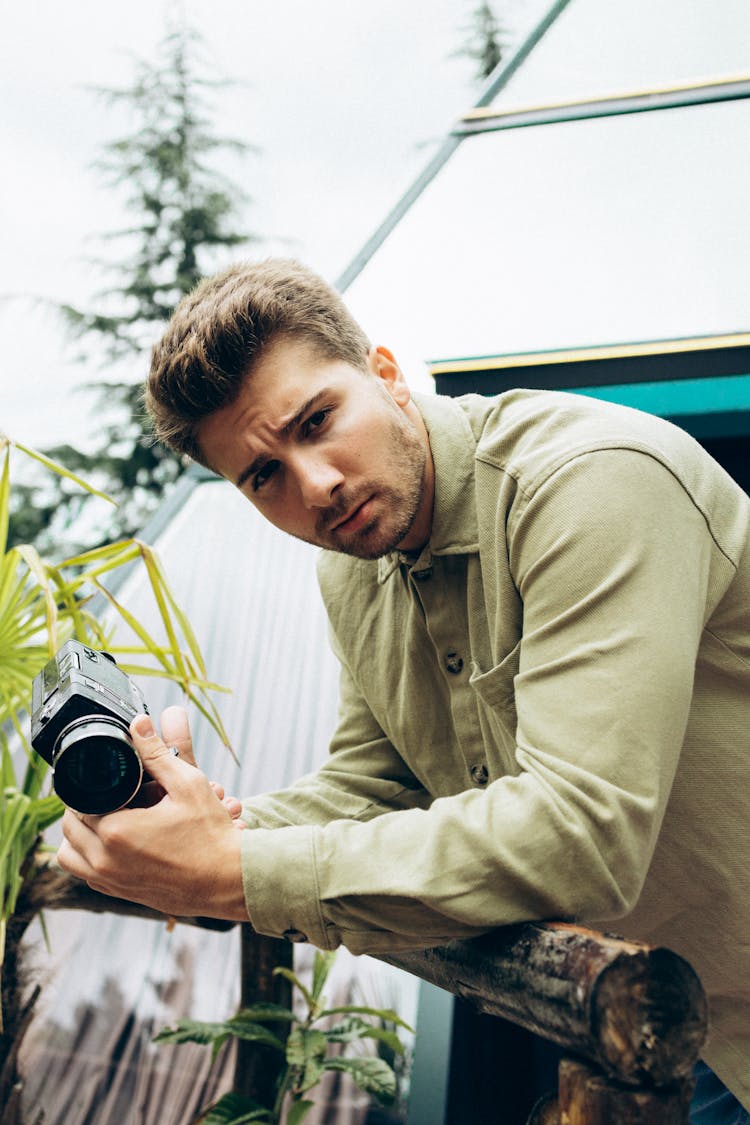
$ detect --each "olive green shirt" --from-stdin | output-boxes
[242,389,750,1107]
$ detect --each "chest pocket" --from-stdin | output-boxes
[470,642,520,774]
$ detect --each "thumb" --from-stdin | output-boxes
[129,713,196,789]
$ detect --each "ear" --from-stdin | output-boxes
[366,345,411,407]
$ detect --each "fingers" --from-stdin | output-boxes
[210,781,244,824]
[128,711,238,820]
[57,754,248,918]
[58,807,103,879]
[159,705,196,767]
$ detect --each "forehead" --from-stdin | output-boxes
[196,336,363,478]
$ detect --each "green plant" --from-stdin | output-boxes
[0,432,229,1070]
[155,949,413,1124]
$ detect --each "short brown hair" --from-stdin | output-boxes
[145,258,371,465]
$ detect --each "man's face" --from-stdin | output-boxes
[198,337,434,559]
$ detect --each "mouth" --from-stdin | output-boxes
[330,496,375,535]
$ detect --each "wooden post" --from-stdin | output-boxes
[527,1091,561,1123]
[233,925,292,1105]
[556,1057,694,1124]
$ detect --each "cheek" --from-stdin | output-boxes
[343,421,383,468]
[249,490,312,535]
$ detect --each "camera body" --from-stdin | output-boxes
[31,639,149,815]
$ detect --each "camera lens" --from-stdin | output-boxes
[54,718,143,815]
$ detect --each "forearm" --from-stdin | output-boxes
[242,708,431,830]
[241,758,663,953]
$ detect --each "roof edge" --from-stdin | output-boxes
[429,332,750,375]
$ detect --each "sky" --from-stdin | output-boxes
[0,0,547,451]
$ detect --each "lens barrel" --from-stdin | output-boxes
[53,717,143,815]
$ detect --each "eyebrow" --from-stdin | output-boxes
[235,387,334,489]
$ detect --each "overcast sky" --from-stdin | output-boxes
[1,0,548,450]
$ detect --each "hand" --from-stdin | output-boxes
[57,709,249,921]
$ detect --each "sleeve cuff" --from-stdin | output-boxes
[241,824,337,950]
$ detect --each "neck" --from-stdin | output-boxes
[401,400,435,551]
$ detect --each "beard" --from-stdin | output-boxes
[314,411,428,560]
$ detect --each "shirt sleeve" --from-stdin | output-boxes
[241,448,717,953]
[241,657,432,831]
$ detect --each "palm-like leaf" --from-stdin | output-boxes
[0,436,230,1032]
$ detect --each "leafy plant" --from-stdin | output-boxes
[0,431,230,1055]
[155,950,412,1124]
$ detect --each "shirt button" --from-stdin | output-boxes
[282,928,308,943]
[471,764,489,786]
[445,652,464,675]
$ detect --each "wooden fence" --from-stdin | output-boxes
[20,865,708,1123]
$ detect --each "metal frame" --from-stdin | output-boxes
[335,0,575,292]
[457,75,750,135]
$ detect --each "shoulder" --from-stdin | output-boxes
[469,389,748,565]
[470,388,713,497]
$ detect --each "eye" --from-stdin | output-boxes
[252,460,280,491]
[302,408,330,436]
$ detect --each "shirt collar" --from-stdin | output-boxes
[377,392,480,583]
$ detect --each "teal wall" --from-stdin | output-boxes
[571,373,750,439]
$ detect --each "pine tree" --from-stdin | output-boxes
[11,24,254,552]
[458,2,507,82]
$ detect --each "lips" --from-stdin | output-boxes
[331,496,375,535]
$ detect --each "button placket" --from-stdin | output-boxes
[411,554,487,782]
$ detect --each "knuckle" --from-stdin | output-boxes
[98,817,127,850]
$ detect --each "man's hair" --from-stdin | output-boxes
[145,258,371,466]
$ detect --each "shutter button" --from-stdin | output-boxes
[445,652,464,675]
[471,764,489,786]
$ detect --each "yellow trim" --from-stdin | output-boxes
[429,333,750,377]
[460,74,750,126]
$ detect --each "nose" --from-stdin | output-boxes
[297,454,344,509]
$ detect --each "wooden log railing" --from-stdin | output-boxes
[383,923,708,1123]
[18,861,709,1124]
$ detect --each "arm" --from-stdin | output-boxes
[241,450,717,952]
[241,657,432,831]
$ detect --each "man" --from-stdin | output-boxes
[58,259,750,1120]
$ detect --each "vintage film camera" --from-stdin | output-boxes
[31,639,149,815]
